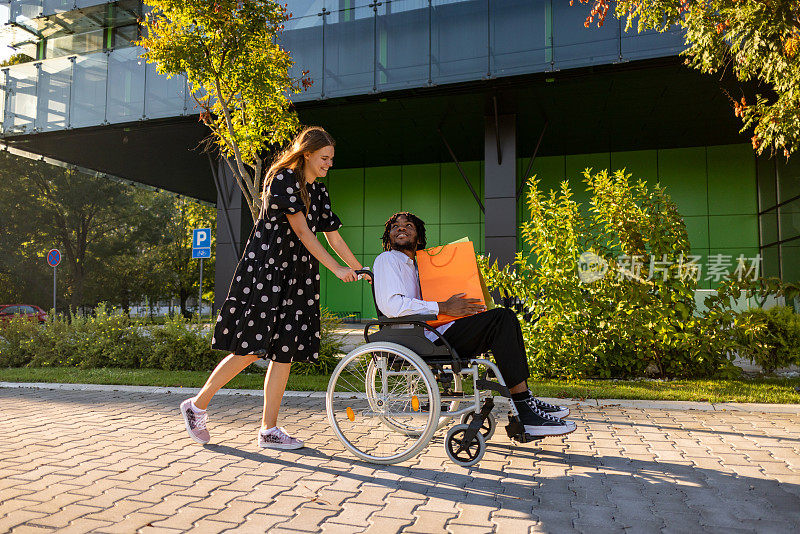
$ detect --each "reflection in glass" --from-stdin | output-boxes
[777,156,800,203]
[324,5,374,97]
[70,52,107,128]
[761,244,779,278]
[552,0,618,69]
[37,57,72,131]
[46,29,105,59]
[0,71,6,132]
[760,210,778,247]
[6,62,38,134]
[621,25,683,61]
[757,156,777,211]
[145,61,186,119]
[11,0,42,22]
[376,0,429,91]
[431,0,487,84]
[282,13,323,102]
[42,0,73,17]
[779,199,800,242]
[107,48,145,123]
[490,0,549,76]
[781,243,800,282]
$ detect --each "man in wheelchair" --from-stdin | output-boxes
[372,212,577,438]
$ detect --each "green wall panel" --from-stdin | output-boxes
[610,150,657,183]
[441,161,482,224]
[402,163,440,225]
[327,168,364,227]
[364,166,402,226]
[683,215,709,250]
[707,144,757,215]
[657,147,708,217]
[565,152,610,207]
[708,215,758,249]
[336,226,363,255]
[363,226,386,257]
[706,247,760,288]
[440,223,481,249]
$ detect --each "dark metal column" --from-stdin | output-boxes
[484,113,517,268]
[213,159,252,314]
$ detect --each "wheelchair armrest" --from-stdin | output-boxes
[376,314,437,324]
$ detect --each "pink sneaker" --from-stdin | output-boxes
[258,427,304,450]
[180,398,210,444]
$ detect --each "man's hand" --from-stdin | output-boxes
[438,293,486,317]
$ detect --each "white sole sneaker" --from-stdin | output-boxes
[257,439,305,450]
[180,399,210,445]
[523,420,577,437]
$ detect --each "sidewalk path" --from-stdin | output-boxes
[1,386,798,533]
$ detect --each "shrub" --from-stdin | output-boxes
[480,169,782,380]
[0,303,344,375]
[736,306,800,373]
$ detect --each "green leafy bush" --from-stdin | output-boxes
[0,304,345,374]
[736,306,800,373]
[481,169,795,380]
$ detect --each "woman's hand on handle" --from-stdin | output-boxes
[335,265,358,283]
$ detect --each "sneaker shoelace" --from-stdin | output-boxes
[523,397,561,423]
[265,427,295,442]
[534,398,561,412]
[193,410,207,431]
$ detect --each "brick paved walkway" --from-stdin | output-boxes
[1,387,799,533]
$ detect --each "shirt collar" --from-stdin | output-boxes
[388,249,415,264]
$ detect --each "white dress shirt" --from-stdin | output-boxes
[373,250,454,342]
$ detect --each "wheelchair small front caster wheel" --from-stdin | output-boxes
[445,423,486,467]
[460,411,496,441]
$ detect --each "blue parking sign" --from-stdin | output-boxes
[193,228,211,249]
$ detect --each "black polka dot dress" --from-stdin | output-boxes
[212,168,342,362]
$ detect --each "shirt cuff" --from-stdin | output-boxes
[427,301,440,316]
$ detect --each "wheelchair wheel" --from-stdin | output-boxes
[367,363,463,436]
[326,342,441,464]
[445,423,486,467]
[460,411,496,441]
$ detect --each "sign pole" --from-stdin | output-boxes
[199,257,203,321]
[47,249,61,315]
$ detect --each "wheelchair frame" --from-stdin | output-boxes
[324,269,536,467]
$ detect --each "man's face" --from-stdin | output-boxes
[388,215,419,251]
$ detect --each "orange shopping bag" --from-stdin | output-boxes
[416,240,485,327]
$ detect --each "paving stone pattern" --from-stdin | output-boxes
[0,388,799,533]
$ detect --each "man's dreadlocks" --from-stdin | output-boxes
[381,212,427,252]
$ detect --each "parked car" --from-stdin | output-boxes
[0,305,47,324]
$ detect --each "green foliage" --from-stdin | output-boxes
[736,305,800,373]
[481,169,794,380]
[0,54,34,67]
[0,305,345,375]
[575,0,800,157]
[139,0,304,220]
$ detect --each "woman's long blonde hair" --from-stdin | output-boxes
[262,126,335,216]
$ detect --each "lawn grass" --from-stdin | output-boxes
[1,367,799,404]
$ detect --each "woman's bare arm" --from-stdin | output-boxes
[286,213,356,282]
[324,230,362,270]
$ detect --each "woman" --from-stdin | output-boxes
[181,126,364,449]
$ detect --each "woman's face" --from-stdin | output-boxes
[304,145,334,180]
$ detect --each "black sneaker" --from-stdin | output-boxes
[514,397,576,437]
[533,398,569,419]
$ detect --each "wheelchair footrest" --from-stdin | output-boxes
[505,413,544,444]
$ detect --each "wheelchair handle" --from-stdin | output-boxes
[355,268,373,278]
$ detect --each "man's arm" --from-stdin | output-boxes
[373,253,439,317]
[373,253,484,318]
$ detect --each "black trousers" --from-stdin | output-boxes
[437,307,530,387]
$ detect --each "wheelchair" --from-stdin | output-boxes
[325,269,539,467]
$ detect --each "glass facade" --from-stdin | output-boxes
[1,0,685,133]
[758,156,800,282]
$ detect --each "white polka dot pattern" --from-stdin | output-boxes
[211,168,342,363]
